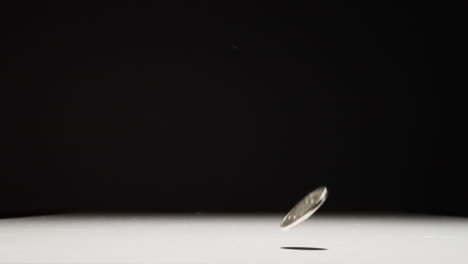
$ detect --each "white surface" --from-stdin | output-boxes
[0,214,467,263]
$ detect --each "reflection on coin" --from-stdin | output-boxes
[280,186,328,231]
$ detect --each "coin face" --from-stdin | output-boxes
[280,186,328,231]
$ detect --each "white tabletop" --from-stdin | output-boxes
[1,214,467,264]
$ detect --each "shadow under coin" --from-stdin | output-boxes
[281,246,327,251]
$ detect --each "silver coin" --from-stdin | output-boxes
[280,186,328,231]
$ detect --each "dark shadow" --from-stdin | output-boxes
[281,246,327,251]
[0,212,59,220]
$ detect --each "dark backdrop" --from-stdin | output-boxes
[3,3,467,217]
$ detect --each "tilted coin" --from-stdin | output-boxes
[280,186,328,231]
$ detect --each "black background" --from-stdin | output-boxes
[3,3,467,217]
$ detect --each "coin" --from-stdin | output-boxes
[280,186,328,231]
